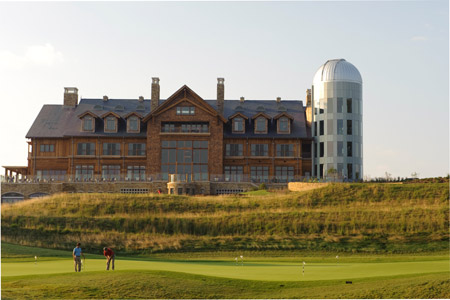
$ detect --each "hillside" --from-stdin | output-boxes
[2,183,448,254]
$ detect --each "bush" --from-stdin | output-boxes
[258,183,267,190]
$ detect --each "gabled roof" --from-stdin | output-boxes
[274,112,294,120]
[251,112,271,120]
[228,112,248,120]
[100,111,121,119]
[78,111,98,119]
[143,85,227,123]
[123,112,143,119]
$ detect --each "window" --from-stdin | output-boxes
[314,142,317,158]
[320,164,324,178]
[128,116,139,132]
[103,143,121,156]
[337,141,344,157]
[226,144,243,156]
[319,120,324,136]
[326,98,333,113]
[255,117,267,133]
[314,121,317,136]
[276,144,293,157]
[128,143,146,156]
[347,98,352,113]
[251,166,269,183]
[83,116,94,132]
[337,98,343,113]
[127,166,146,181]
[233,117,244,133]
[347,142,353,157]
[278,117,289,133]
[105,116,117,132]
[319,99,324,114]
[176,106,195,115]
[347,120,352,135]
[75,165,94,181]
[40,144,54,152]
[327,119,333,135]
[347,163,353,179]
[251,144,268,156]
[275,166,294,183]
[161,140,208,181]
[36,170,66,181]
[161,122,209,133]
[224,166,243,182]
[302,143,311,158]
[77,143,95,155]
[320,142,324,157]
[337,119,344,135]
[102,165,120,180]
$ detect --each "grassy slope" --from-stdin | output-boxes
[1,182,448,253]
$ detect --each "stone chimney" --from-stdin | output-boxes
[217,78,224,115]
[138,96,144,102]
[103,95,108,102]
[240,97,245,103]
[151,77,160,112]
[306,89,312,107]
[305,88,313,126]
[63,87,78,107]
[276,97,281,103]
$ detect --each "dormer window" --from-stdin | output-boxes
[233,117,244,133]
[78,111,97,132]
[128,116,139,133]
[274,113,293,134]
[105,116,117,132]
[255,116,267,134]
[83,116,94,132]
[278,117,289,133]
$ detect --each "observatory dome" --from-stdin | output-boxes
[313,59,362,84]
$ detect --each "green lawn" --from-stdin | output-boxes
[2,243,449,299]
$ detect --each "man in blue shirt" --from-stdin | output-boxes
[73,242,85,272]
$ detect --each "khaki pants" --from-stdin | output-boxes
[106,255,115,270]
[74,257,82,272]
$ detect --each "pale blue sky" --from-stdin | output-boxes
[0,1,448,179]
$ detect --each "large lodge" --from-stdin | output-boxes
[2,59,363,201]
[2,78,313,199]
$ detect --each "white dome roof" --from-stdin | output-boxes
[313,59,362,84]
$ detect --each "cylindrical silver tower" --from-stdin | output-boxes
[312,59,363,181]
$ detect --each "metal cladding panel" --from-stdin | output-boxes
[313,59,362,84]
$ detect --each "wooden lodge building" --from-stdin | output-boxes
[2,78,314,200]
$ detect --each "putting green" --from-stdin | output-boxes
[2,258,448,281]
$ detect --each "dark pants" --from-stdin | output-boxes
[106,255,115,270]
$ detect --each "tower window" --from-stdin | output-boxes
[337,98,343,113]
[320,142,324,157]
[347,98,352,113]
[319,120,324,136]
[347,142,353,157]
[347,120,352,135]
[337,120,344,135]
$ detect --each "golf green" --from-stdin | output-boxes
[2,257,448,281]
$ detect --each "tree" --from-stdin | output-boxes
[327,167,338,182]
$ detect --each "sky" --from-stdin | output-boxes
[0,1,448,179]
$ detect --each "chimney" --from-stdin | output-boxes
[217,78,224,115]
[306,89,312,107]
[276,97,281,103]
[63,87,78,107]
[151,77,160,112]
[138,96,144,102]
[103,95,108,102]
[240,97,245,103]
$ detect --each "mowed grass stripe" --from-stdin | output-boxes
[2,257,448,281]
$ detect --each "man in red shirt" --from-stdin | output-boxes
[103,247,115,270]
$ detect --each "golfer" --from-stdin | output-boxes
[103,247,115,271]
[73,242,85,272]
